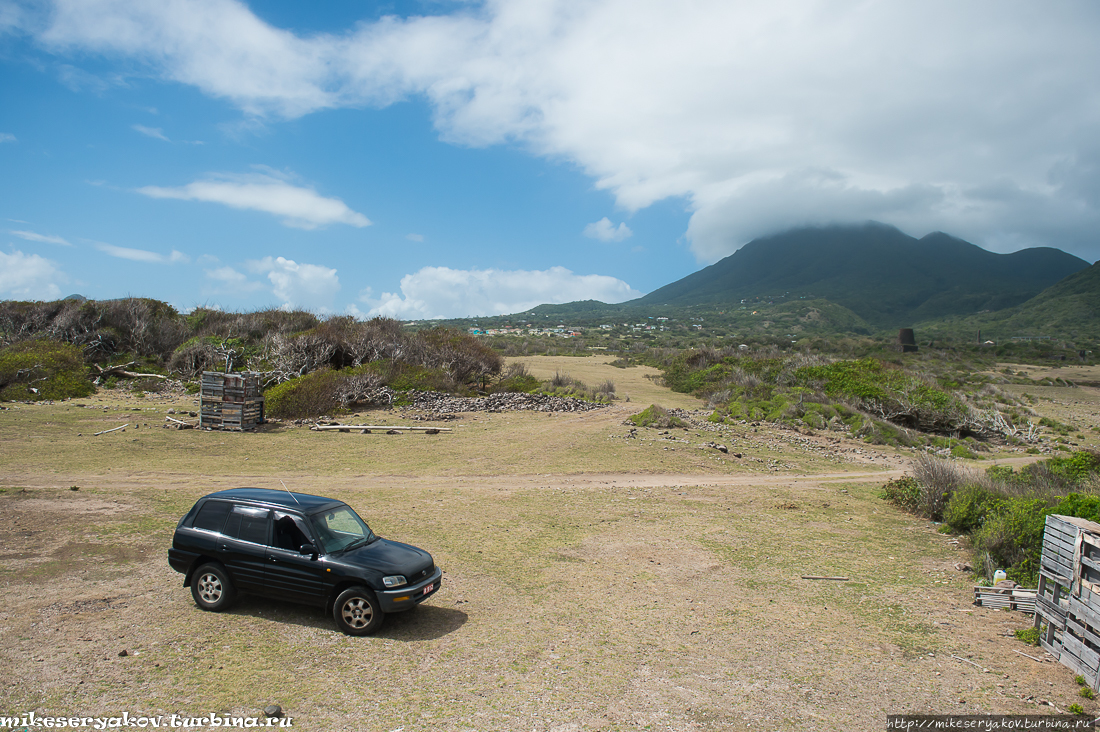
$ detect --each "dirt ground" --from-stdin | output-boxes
[0,358,1094,731]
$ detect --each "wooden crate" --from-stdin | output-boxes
[199,371,264,431]
[1034,514,1100,690]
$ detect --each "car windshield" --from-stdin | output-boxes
[309,505,376,554]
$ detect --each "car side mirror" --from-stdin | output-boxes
[299,543,317,556]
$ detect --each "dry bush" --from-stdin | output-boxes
[595,379,616,396]
[550,370,573,388]
[911,452,970,520]
[169,341,221,377]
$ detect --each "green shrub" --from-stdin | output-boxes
[264,369,348,419]
[371,363,453,392]
[880,476,922,513]
[629,404,686,429]
[1013,627,1040,645]
[1053,494,1100,524]
[492,373,541,393]
[1046,451,1100,484]
[0,339,93,401]
[951,444,979,460]
[944,484,1004,533]
[972,497,1052,585]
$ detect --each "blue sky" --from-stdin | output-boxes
[1,1,1098,318]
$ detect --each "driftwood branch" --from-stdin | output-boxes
[94,423,129,436]
[91,361,169,384]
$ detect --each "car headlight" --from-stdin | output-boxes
[382,575,407,588]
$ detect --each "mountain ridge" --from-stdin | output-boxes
[631,222,1088,328]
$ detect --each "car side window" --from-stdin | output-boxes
[192,500,232,532]
[273,512,314,551]
[222,505,270,544]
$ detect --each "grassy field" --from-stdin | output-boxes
[0,356,1092,730]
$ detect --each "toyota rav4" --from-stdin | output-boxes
[168,488,441,635]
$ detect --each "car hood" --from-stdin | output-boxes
[338,538,432,575]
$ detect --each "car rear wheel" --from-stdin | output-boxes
[333,587,383,635]
[191,563,236,611]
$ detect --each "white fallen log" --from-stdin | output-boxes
[311,424,451,433]
[94,423,129,436]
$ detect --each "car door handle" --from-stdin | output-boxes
[219,544,228,551]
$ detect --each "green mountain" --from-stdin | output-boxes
[921,260,1100,341]
[634,222,1088,329]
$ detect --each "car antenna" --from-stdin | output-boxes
[279,480,302,505]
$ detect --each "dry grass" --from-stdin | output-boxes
[0,371,1095,729]
[509,355,701,409]
[3,475,1087,730]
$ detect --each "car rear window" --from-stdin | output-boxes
[192,500,232,532]
[223,505,270,544]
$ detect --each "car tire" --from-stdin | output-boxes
[191,563,236,612]
[333,587,384,635]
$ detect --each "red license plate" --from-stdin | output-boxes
[423,584,434,595]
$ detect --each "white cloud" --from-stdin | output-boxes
[583,217,632,242]
[10,230,71,246]
[0,133,15,143]
[94,242,190,264]
[0,250,65,300]
[137,172,370,229]
[248,256,340,310]
[29,0,1100,260]
[362,266,642,320]
[132,124,169,141]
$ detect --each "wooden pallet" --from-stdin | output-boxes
[1034,515,1100,690]
[973,586,1037,612]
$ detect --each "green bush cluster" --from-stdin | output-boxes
[654,349,975,440]
[629,404,686,429]
[0,340,93,401]
[885,450,1100,585]
[879,477,922,513]
[265,369,352,419]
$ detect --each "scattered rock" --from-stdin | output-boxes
[397,389,611,419]
[954,563,972,572]
[69,486,79,491]
[118,649,128,657]
[263,705,282,719]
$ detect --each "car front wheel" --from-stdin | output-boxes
[333,587,383,635]
[191,563,236,611]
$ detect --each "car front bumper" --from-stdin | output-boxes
[377,566,443,612]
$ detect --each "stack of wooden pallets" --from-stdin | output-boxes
[1034,514,1100,690]
[200,372,264,431]
[973,585,1037,612]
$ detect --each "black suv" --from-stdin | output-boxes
[168,488,442,635]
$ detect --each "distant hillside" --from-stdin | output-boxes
[634,222,1088,329]
[921,260,1100,341]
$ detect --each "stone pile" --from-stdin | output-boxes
[397,389,611,417]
